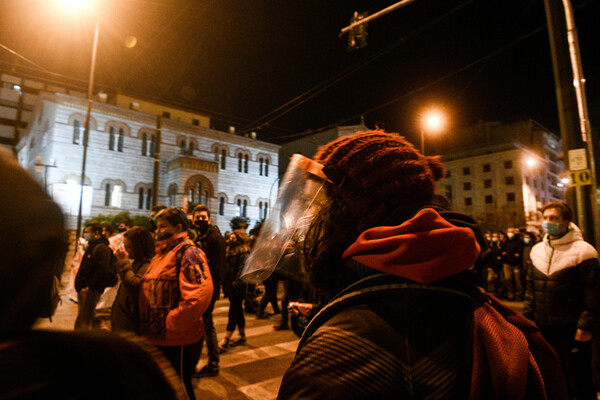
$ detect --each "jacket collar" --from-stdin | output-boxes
[155,231,188,255]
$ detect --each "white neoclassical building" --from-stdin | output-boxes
[16,91,279,234]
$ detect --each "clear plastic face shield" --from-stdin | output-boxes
[240,154,330,284]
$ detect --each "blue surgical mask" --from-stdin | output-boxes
[542,221,561,236]
[84,234,94,242]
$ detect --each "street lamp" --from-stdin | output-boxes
[54,0,100,241]
[420,109,446,155]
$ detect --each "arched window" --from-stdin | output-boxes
[244,154,249,173]
[204,190,208,206]
[259,201,263,219]
[219,196,225,216]
[188,188,194,203]
[259,157,264,176]
[264,202,269,218]
[150,134,156,157]
[109,126,115,150]
[73,120,81,144]
[238,154,243,172]
[220,149,226,169]
[180,140,187,155]
[236,199,242,216]
[242,199,248,217]
[138,188,144,209]
[142,133,147,156]
[146,188,152,210]
[197,183,203,203]
[265,159,269,177]
[118,128,124,152]
[188,141,195,156]
[105,183,112,206]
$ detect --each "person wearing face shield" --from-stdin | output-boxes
[243,130,567,399]
[524,201,600,399]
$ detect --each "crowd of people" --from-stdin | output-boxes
[2,129,600,399]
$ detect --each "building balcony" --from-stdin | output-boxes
[167,155,218,173]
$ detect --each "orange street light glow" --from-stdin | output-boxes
[55,0,95,14]
[422,110,446,133]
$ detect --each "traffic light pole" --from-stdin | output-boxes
[544,0,599,248]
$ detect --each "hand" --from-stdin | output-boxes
[288,302,313,317]
[114,244,129,261]
[575,329,592,342]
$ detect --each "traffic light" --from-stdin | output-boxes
[347,11,368,52]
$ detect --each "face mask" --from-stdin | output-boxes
[156,230,175,241]
[195,220,209,235]
[523,238,531,244]
[84,234,94,242]
[542,221,561,236]
[492,238,498,242]
[507,233,514,239]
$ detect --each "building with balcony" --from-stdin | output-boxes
[432,120,565,231]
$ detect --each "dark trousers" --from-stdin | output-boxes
[280,279,302,326]
[158,340,202,400]
[74,288,101,330]
[258,274,280,314]
[199,300,219,370]
[540,325,597,400]
[227,295,245,332]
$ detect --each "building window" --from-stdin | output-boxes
[464,197,472,206]
[192,118,199,126]
[259,158,264,176]
[265,159,269,176]
[109,126,115,150]
[244,154,249,173]
[242,199,248,217]
[485,195,493,204]
[105,183,122,207]
[505,176,514,185]
[180,140,186,155]
[142,133,147,156]
[507,192,516,202]
[150,134,156,157]
[146,188,152,210]
[264,202,268,218]
[238,154,243,172]
[188,141,195,156]
[219,197,225,216]
[484,179,492,188]
[196,182,202,204]
[483,163,491,172]
[73,120,81,144]
[463,182,471,191]
[220,149,227,169]
[162,111,170,119]
[204,190,208,206]
[236,199,242,216]
[138,188,144,209]
[169,185,177,207]
[118,128,124,152]
[105,184,112,206]
[463,167,471,175]
[504,160,513,169]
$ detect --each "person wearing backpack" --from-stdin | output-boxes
[242,131,568,399]
[139,207,213,400]
[74,222,116,330]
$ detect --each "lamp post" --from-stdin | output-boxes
[75,9,100,241]
[420,109,446,155]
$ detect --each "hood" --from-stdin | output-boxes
[342,208,481,284]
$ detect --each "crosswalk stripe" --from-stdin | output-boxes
[219,340,300,369]
[237,377,283,400]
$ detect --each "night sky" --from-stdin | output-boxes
[1,0,599,145]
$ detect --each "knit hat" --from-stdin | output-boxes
[313,130,446,213]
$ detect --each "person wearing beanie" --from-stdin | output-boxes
[275,130,567,400]
[0,149,185,399]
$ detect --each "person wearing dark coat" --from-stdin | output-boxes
[219,229,249,351]
[110,226,155,334]
[74,221,114,330]
[501,227,524,300]
[192,205,226,376]
[0,149,185,400]
[256,131,568,400]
